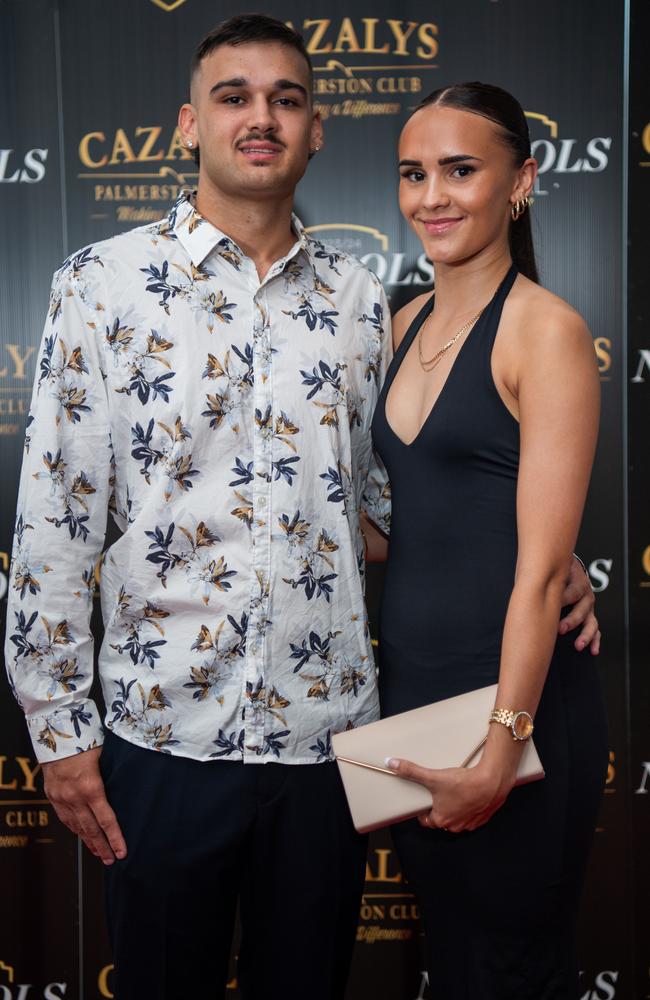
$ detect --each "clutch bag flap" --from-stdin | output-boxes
[332,682,544,834]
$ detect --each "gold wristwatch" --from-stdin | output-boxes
[489,708,534,741]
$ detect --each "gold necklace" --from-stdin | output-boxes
[418,308,483,373]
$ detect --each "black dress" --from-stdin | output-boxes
[371,264,608,999]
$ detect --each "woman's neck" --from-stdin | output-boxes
[432,246,514,321]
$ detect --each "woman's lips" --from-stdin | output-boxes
[420,217,462,236]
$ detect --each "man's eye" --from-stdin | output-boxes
[224,95,244,105]
[275,97,298,106]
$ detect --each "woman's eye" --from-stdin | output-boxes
[452,165,475,178]
[400,170,425,183]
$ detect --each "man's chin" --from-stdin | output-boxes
[233,169,306,196]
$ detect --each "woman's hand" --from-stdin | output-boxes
[559,555,600,655]
[386,757,516,833]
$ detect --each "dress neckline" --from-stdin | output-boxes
[384,263,518,448]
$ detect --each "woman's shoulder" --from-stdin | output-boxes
[391,292,432,349]
[508,275,591,347]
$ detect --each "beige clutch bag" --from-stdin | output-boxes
[332,683,544,833]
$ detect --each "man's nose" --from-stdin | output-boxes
[246,97,277,133]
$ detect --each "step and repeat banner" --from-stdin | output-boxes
[0,0,646,997]
[628,1,650,998]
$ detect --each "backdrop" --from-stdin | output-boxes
[0,1,647,998]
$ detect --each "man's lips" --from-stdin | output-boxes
[238,141,284,158]
[419,217,463,235]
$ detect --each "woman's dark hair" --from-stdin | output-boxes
[415,82,539,282]
[189,14,312,169]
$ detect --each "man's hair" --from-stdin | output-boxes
[191,13,313,88]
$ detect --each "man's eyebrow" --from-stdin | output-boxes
[274,78,309,100]
[209,77,247,96]
[208,77,309,100]
[398,154,483,167]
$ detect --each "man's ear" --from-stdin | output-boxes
[178,103,198,149]
[310,111,324,156]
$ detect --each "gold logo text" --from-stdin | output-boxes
[287,18,438,59]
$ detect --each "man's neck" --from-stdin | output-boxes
[195,185,298,281]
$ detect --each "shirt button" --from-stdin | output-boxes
[258,496,267,508]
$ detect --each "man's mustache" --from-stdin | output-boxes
[236,132,287,149]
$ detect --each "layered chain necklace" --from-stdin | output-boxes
[418,308,483,373]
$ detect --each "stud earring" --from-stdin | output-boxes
[187,141,193,149]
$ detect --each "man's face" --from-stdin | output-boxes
[180,41,322,202]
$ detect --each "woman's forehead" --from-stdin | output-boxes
[399,105,502,154]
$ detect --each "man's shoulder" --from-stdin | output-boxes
[304,233,383,291]
[54,215,177,287]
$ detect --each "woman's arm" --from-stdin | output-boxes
[479,303,600,783]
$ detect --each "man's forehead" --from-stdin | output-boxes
[195,41,310,89]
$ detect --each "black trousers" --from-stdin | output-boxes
[100,732,368,1000]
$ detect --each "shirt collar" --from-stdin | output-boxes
[165,190,314,275]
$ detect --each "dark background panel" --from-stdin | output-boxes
[628,0,650,997]
[0,2,80,997]
[0,0,67,550]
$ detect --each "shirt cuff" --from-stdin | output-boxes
[26,699,105,763]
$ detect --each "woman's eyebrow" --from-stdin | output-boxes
[398,154,483,168]
[438,154,483,165]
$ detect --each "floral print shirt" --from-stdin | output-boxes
[5,191,392,764]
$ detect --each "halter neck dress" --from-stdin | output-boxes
[371,264,608,998]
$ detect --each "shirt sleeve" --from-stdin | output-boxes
[4,262,112,762]
[360,279,392,535]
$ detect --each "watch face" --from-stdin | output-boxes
[513,712,534,740]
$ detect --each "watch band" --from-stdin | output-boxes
[489,708,534,741]
[490,708,517,728]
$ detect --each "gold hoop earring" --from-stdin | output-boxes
[511,196,529,221]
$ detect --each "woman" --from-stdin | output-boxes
[365,83,608,997]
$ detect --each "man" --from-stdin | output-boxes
[5,14,598,1000]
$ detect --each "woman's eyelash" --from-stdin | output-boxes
[399,170,425,181]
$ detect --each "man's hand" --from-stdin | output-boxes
[42,747,127,865]
[559,555,600,655]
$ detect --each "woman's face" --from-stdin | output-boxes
[398,104,534,267]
